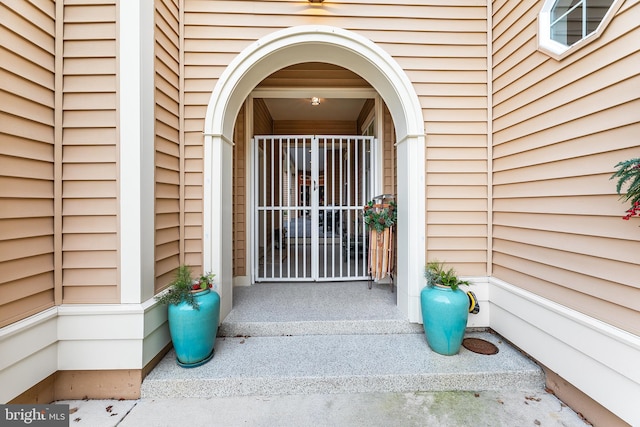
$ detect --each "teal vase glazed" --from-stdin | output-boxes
[168,288,220,368]
[420,284,469,355]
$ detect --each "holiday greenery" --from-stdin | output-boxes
[363,200,397,233]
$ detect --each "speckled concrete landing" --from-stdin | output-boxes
[142,331,544,398]
[219,281,423,337]
[142,282,544,398]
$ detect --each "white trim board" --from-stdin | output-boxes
[490,278,640,427]
[0,301,170,402]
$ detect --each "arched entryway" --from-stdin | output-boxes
[204,25,426,322]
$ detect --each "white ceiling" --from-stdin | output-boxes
[262,98,367,121]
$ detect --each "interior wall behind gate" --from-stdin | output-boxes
[233,103,248,277]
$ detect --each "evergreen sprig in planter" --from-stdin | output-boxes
[156,265,220,368]
[420,261,471,356]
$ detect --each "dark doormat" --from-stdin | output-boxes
[462,337,499,355]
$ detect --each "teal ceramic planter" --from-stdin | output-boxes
[168,288,220,368]
[420,284,469,355]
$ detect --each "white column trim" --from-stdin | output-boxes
[118,0,155,304]
[395,134,426,322]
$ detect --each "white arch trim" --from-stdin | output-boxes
[204,25,426,322]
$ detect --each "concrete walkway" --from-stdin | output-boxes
[57,389,588,426]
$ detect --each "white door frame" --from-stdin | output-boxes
[204,25,425,322]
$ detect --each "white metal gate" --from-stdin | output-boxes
[253,135,376,282]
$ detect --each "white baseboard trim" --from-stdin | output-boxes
[0,299,171,402]
[489,278,640,427]
[233,275,251,286]
[2,278,639,426]
[0,309,58,402]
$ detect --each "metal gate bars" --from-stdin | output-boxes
[253,135,376,282]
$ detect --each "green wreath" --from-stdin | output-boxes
[363,200,397,233]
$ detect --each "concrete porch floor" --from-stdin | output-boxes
[142,281,544,397]
[57,281,589,426]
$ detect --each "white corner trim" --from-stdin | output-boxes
[490,278,640,426]
[203,134,213,276]
[118,0,156,304]
[0,301,171,402]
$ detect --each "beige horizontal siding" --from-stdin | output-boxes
[233,104,247,277]
[155,0,182,288]
[492,0,640,335]
[382,105,397,197]
[58,1,118,304]
[273,120,357,135]
[261,63,370,88]
[0,0,56,327]
[183,0,489,276]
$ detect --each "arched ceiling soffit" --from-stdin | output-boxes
[257,62,370,88]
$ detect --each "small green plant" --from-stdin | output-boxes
[155,265,215,309]
[363,200,397,233]
[611,158,640,221]
[425,261,470,291]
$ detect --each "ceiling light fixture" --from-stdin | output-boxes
[308,0,324,3]
[311,97,320,106]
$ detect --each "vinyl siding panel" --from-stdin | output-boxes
[492,0,640,335]
[0,0,56,327]
[155,0,182,290]
[273,121,357,135]
[233,104,247,277]
[260,63,370,88]
[184,0,489,275]
[58,1,118,303]
[382,105,397,197]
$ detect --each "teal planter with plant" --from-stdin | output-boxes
[420,261,470,356]
[156,266,219,368]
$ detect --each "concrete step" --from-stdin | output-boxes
[219,317,424,337]
[218,281,422,337]
[141,331,545,398]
